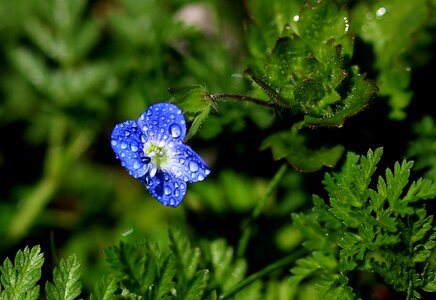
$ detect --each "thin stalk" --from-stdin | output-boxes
[219,247,307,299]
[6,117,93,244]
[210,93,271,108]
[237,164,288,257]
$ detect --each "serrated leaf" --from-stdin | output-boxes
[105,240,176,297]
[200,239,247,291]
[0,245,44,300]
[246,0,377,127]
[168,85,213,139]
[45,254,81,300]
[90,274,118,300]
[184,270,209,300]
[169,229,201,281]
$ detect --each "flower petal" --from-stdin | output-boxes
[111,120,149,178]
[140,170,187,207]
[137,102,186,142]
[165,144,211,183]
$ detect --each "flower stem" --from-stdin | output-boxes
[237,164,288,257]
[218,246,307,299]
[210,93,271,107]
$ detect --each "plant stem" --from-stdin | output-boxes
[210,93,271,107]
[237,164,288,257]
[6,117,93,244]
[219,246,307,299]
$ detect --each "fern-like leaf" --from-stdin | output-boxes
[0,245,44,300]
[45,254,82,300]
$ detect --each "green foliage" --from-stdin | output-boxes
[291,148,436,299]
[245,0,377,127]
[407,116,436,180]
[45,255,82,300]
[0,246,44,300]
[351,0,433,119]
[1,0,436,299]
[260,130,344,172]
[0,231,260,299]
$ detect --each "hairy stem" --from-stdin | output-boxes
[210,93,271,107]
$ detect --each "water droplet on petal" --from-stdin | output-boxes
[169,124,182,138]
[147,109,152,116]
[198,174,204,181]
[205,169,211,175]
[164,186,172,195]
[189,161,199,172]
[130,144,138,152]
[174,189,180,197]
[133,161,141,169]
[125,131,130,137]
[111,140,118,146]
[121,142,127,149]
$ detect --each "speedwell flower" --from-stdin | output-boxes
[111,102,210,207]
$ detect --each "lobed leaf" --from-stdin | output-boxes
[45,254,82,300]
[0,245,44,300]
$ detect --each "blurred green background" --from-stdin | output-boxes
[1,0,435,296]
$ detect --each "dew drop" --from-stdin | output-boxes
[169,123,182,138]
[189,161,199,172]
[205,169,211,175]
[121,153,126,158]
[130,144,138,152]
[198,174,204,181]
[121,142,127,149]
[164,186,172,195]
[141,156,151,163]
[179,158,185,164]
[174,189,180,197]
[147,109,152,116]
[125,131,130,137]
[133,161,141,169]
[111,140,118,146]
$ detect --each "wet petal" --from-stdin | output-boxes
[111,120,149,178]
[137,102,186,143]
[140,170,187,207]
[164,144,211,183]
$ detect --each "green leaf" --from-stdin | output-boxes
[90,274,118,300]
[168,229,208,299]
[45,254,82,300]
[290,251,337,288]
[0,245,44,300]
[246,0,377,127]
[351,0,432,119]
[105,240,176,297]
[168,85,213,139]
[184,270,209,300]
[292,147,436,297]
[200,239,247,292]
[260,130,344,172]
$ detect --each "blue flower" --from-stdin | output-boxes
[111,102,210,207]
